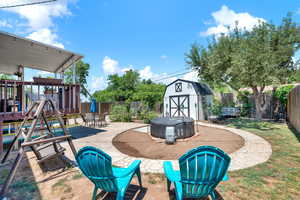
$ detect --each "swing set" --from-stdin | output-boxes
[0,99,77,197]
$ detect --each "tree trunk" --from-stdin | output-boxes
[252,87,268,120]
[255,96,263,120]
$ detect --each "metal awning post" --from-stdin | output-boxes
[72,63,76,84]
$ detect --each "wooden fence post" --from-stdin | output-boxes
[0,121,3,154]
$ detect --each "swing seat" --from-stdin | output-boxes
[22,134,72,164]
[34,143,66,164]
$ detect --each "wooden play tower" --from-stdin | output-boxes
[0,30,83,153]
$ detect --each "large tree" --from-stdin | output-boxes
[105,70,140,101]
[65,60,90,97]
[93,71,165,109]
[186,15,300,119]
[131,82,165,109]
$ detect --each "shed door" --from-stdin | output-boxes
[169,95,190,117]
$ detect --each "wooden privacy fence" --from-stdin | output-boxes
[81,102,112,115]
[287,85,300,133]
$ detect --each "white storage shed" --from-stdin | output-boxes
[163,79,213,120]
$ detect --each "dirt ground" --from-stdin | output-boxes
[113,125,244,160]
[0,125,243,200]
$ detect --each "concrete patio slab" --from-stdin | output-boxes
[62,122,272,173]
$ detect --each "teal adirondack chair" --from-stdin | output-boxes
[163,146,231,200]
[75,146,142,200]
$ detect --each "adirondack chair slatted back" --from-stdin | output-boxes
[179,146,230,198]
[76,146,118,192]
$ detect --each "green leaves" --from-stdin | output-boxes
[274,85,295,106]
[93,70,165,109]
[186,14,299,119]
[65,60,90,97]
[131,83,165,110]
[0,73,14,80]
[186,14,300,91]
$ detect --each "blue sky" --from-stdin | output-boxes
[0,0,299,94]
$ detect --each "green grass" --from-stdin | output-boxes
[52,178,68,188]
[0,162,39,200]
[146,173,165,184]
[0,168,9,184]
[218,119,300,200]
[12,178,38,193]
[9,177,39,200]
[52,177,73,195]
[72,173,84,180]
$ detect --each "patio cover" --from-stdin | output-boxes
[0,30,83,74]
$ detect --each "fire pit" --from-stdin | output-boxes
[150,117,195,140]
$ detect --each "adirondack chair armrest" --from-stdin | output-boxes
[222,173,229,181]
[163,161,180,182]
[113,160,141,178]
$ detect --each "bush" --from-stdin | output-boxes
[143,111,158,124]
[137,108,158,124]
[240,103,253,117]
[237,91,253,117]
[209,99,223,116]
[110,105,132,122]
[274,85,295,106]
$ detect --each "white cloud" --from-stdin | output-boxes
[38,70,53,76]
[101,56,136,76]
[27,28,64,48]
[100,57,196,87]
[102,56,121,75]
[0,20,12,28]
[160,54,167,60]
[139,66,155,80]
[138,66,168,83]
[4,0,74,48]
[182,71,198,82]
[157,76,177,85]
[6,0,71,31]
[202,5,265,36]
[138,66,194,85]
[91,76,106,93]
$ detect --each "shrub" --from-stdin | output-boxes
[137,108,158,123]
[274,85,295,106]
[237,91,253,117]
[110,105,132,122]
[143,111,158,124]
[209,99,223,116]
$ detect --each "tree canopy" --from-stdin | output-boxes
[186,14,300,119]
[0,74,14,80]
[65,60,90,97]
[131,82,165,109]
[93,70,165,110]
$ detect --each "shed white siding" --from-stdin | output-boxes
[163,79,210,120]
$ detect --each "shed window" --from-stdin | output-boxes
[175,83,182,92]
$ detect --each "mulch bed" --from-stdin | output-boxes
[113,125,245,160]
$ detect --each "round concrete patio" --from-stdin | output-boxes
[62,122,272,173]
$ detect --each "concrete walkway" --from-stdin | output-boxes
[63,122,272,173]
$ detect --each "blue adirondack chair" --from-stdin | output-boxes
[75,146,142,200]
[163,146,231,200]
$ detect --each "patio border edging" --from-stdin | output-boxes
[113,122,272,173]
